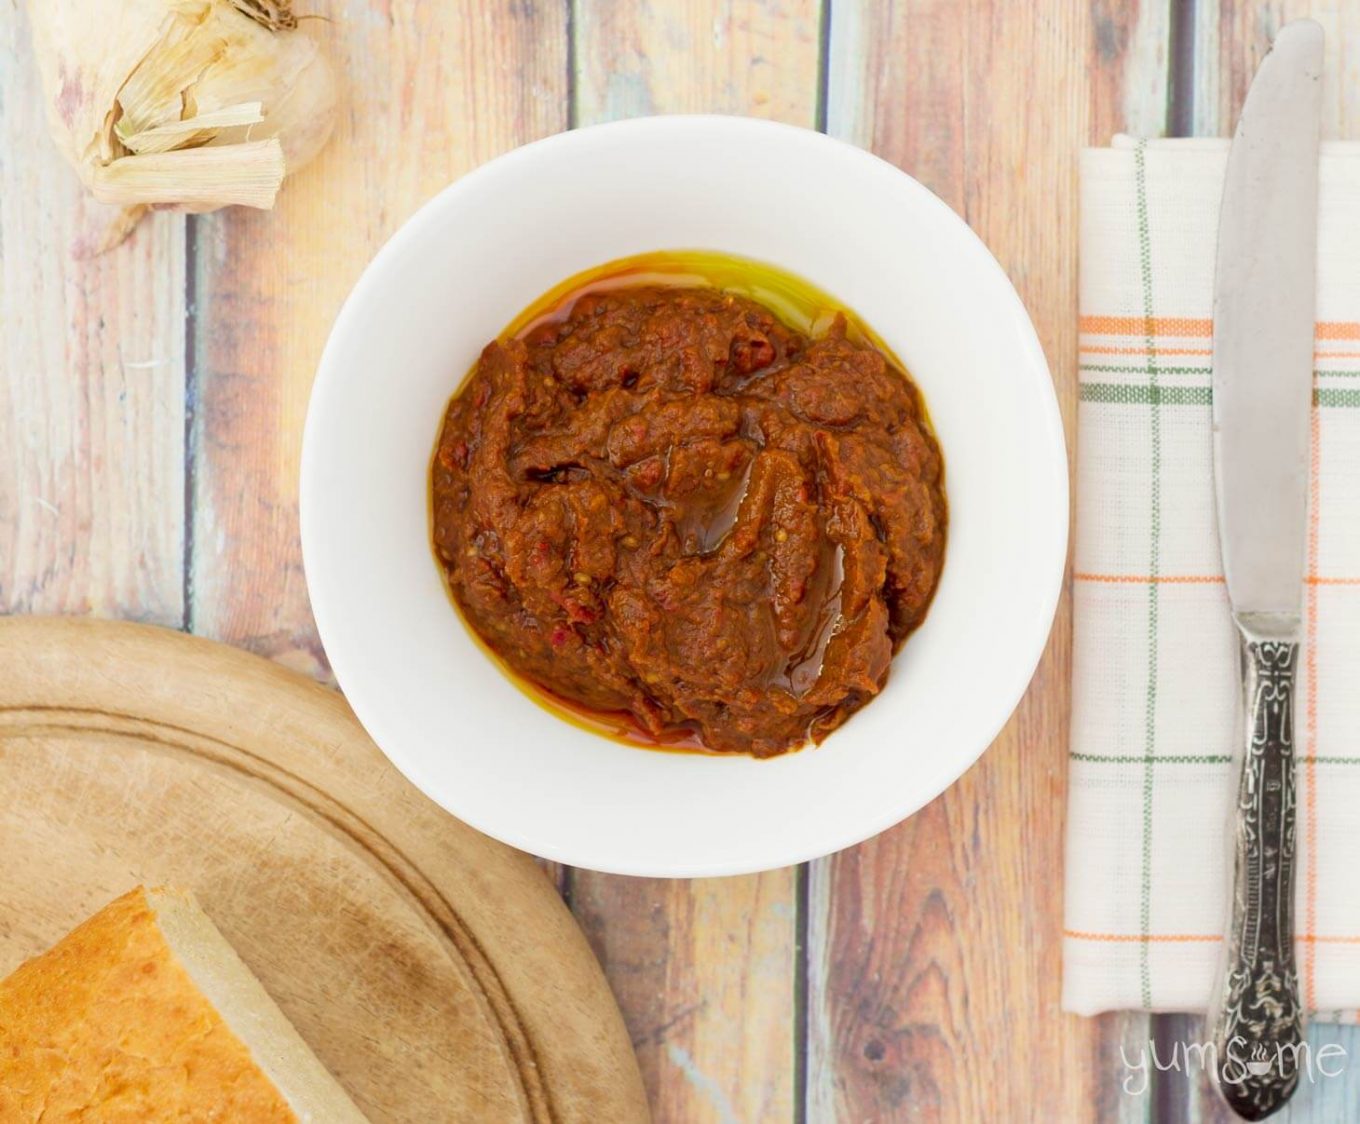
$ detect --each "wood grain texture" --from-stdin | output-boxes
[189,0,568,675]
[568,3,820,1120]
[570,873,799,1124]
[1177,7,1360,1121]
[808,2,1172,1121]
[0,617,648,1123]
[0,4,184,626]
[1193,0,1360,138]
[573,0,822,123]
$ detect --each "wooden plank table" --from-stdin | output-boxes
[2,1,1358,1119]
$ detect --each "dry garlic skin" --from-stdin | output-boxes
[27,0,338,229]
[28,0,170,170]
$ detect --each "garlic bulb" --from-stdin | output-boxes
[28,0,338,244]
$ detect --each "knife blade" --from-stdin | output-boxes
[1208,18,1323,1122]
[1213,22,1322,623]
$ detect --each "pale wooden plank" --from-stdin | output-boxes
[573,0,822,123]
[0,4,185,624]
[570,873,799,1124]
[809,1,1172,1120]
[189,0,568,675]
[569,3,821,1120]
[1194,0,1360,138]
[1180,4,1360,1121]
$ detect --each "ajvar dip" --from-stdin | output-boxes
[432,264,946,757]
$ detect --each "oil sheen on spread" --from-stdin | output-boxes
[430,251,947,757]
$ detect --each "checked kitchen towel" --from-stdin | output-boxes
[1064,137,1360,1019]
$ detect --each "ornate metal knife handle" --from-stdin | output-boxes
[1210,629,1304,1120]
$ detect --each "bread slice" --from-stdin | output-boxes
[0,886,368,1123]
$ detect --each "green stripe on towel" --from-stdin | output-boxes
[1134,139,1160,1010]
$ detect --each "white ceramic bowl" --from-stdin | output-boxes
[302,116,1067,877]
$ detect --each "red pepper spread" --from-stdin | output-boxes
[432,285,946,756]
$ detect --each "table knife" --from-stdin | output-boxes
[1208,18,1323,1122]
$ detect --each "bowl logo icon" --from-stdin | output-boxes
[1246,1044,1274,1078]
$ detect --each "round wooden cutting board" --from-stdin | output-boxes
[0,617,649,1124]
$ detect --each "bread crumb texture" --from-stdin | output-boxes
[0,887,299,1123]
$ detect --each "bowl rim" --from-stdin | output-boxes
[301,114,1069,876]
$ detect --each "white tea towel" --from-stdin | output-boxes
[1064,136,1360,1019]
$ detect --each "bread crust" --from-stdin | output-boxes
[0,887,299,1123]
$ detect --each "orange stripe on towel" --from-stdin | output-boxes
[1063,930,1221,943]
[1079,316,1360,340]
[1074,573,1360,587]
[1079,315,1213,337]
[1073,573,1225,585]
[1081,345,1215,356]
[1064,930,1360,945]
